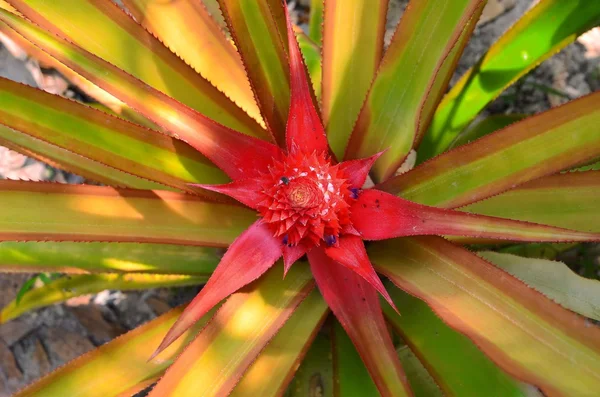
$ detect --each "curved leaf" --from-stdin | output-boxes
[7,0,265,137]
[148,263,315,397]
[122,0,262,124]
[380,92,600,208]
[1,273,207,323]
[14,305,218,397]
[383,281,529,396]
[345,0,485,181]
[321,0,387,158]
[0,125,166,190]
[421,0,600,161]
[0,9,281,181]
[372,236,600,396]
[217,0,289,143]
[296,27,322,99]
[0,181,255,246]
[231,289,329,397]
[460,171,600,232]
[0,77,229,191]
[481,251,600,321]
[0,241,220,275]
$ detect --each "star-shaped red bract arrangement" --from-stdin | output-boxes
[150,4,600,361]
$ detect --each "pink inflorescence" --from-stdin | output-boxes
[256,152,354,248]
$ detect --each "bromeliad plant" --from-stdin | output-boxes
[0,0,599,395]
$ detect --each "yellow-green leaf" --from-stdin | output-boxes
[231,289,328,396]
[217,0,290,143]
[8,0,265,137]
[1,273,207,323]
[15,305,218,397]
[0,181,255,246]
[380,93,600,208]
[149,263,315,396]
[0,77,229,191]
[372,236,600,396]
[345,0,485,182]
[321,0,387,158]
[123,0,262,125]
[0,242,220,275]
[481,251,600,322]
[420,0,600,161]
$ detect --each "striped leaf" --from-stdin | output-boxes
[15,305,218,397]
[122,0,262,124]
[380,92,600,208]
[0,181,255,246]
[345,0,485,182]
[420,0,600,161]
[321,0,387,158]
[0,241,220,275]
[8,0,265,137]
[217,0,290,143]
[372,236,600,396]
[0,77,229,191]
[148,263,315,396]
[1,273,207,323]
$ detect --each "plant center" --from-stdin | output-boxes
[256,152,354,248]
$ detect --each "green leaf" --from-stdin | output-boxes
[148,263,315,396]
[0,181,254,246]
[380,93,600,208]
[345,0,485,181]
[285,328,334,397]
[0,77,229,191]
[296,27,322,99]
[0,241,220,275]
[460,171,600,232]
[372,236,600,396]
[396,346,443,397]
[321,0,387,158]
[420,0,600,161]
[481,251,600,321]
[308,0,323,43]
[216,0,289,143]
[448,114,525,150]
[2,273,206,323]
[332,320,379,396]
[122,0,262,125]
[8,0,265,137]
[15,305,218,397]
[231,289,329,396]
[383,281,528,396]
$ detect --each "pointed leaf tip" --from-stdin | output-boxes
[283,244,307,277]
[353,189,600,243]
[339,151,385,188]
[191,178,264,209]
[324,236,398,314]
[152,221,282,358]
[283,0,329,156]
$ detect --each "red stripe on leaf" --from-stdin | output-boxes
[283,1,329,156]
[324,236,397,313]
[151,221,282,359]
[308,247,412,396]
[352,189,600,242]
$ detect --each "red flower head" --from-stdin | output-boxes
[150,2,600,363]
